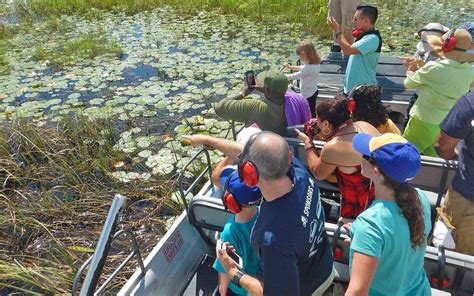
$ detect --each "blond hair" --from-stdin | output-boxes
[296,40,321,65]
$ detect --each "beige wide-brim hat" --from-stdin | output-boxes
[426,29,474,63]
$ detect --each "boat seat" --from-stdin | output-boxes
[286,137,458,210]
[188,186,232,244]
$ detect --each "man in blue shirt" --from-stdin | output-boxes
[435,91,474,255]
[328,5,382,93]
[216,132,334,296]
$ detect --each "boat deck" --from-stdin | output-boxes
[317,54,415,113]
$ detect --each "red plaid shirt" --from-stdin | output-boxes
[336,166,375,219]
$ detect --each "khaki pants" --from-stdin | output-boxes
[328,0,360,43]
[436,187,474,255]
[312,266,336,296]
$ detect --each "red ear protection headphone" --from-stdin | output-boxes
[238,133,260,187]
[417,28,446,38]
[238,132,293,187]
[347,84,364,114]
[352,28,364,39]
[221,171,242,214]
[442,29,457,52]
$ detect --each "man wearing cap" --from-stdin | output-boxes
[399,23,449,130]
[328,5,382,94]
[403,28,474,157]
[214,70,310,136]
[434,90,474,255]
[347,133,431,295]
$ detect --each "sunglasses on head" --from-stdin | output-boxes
[362,155,377,165]
[417,28,445,38]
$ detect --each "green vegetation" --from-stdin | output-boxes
[31,34,123,71]
[0,45,9,75]
[13,0,331,37]
[0,116,181,294]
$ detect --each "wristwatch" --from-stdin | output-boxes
[231,270,245,287]
[335,31,342,39]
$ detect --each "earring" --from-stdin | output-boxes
[322,127,330,136]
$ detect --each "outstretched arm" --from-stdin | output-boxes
[183,134,244,159]
[211,156,235,187]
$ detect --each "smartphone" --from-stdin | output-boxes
[217,239,243,269]
[244,70,256,89]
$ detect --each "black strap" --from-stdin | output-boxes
[355,30,382,53]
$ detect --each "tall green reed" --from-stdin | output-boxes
[13,0,331,37]
[0,116,181,294]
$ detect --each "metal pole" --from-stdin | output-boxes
[79,194,127,296]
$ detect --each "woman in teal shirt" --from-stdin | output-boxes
[347,133,432,296]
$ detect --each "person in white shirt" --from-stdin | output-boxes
[283,40,321,117]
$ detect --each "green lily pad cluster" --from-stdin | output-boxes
[110,114,240,181]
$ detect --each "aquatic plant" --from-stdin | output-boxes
[31,33,123,71]
[0,45,9,75]
[11,0,331,36]
[0,116,184,294]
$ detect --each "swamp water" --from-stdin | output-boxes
[0,1,472,294]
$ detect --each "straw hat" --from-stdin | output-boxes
[426,29,474,63]
[415,23,449,53]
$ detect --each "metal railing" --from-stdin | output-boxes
[72,194,146,296]
[177,148,213,211]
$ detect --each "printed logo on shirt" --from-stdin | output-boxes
[301,178,315,228]
[301,178,325,258]
[309,218,324,258]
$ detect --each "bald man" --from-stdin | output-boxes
[187,133,334,296]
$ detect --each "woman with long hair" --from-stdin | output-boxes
[295,96,379,219]
[346,133,431,295]
[349,85,400,134]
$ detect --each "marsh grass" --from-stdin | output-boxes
[0,116,182,294]
[31,33,123,70]
[0,45,9,75]
[13,0,331,37]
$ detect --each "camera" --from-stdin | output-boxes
[287,118,320,138]
[244,70,256,89]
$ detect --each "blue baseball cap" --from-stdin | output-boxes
[458,22,474,44]
[352,133,421,183]
[220,167,261,205]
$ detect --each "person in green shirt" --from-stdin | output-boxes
[214,70,289,136]
[403,29,474,156]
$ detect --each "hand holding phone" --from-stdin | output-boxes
[244,70,256,89]
[216,239,243,269]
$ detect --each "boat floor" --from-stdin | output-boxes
[318,54,415,103]
[182,253,471,296]
[182,254,337,296]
